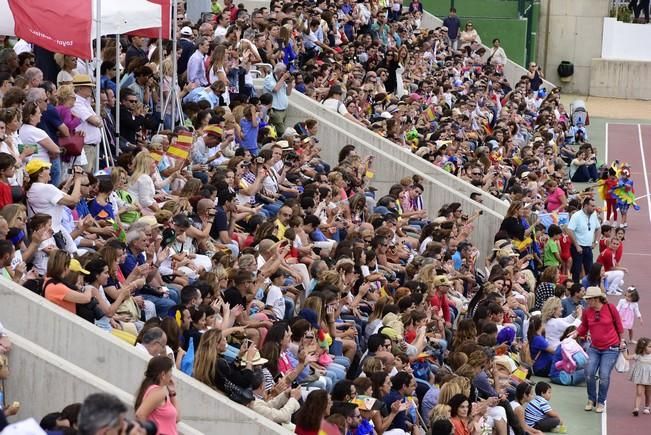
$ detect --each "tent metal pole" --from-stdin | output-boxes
[159,27,164,127]
[115,34,121,138]
[171,0,178,128]
[94,0,102,172]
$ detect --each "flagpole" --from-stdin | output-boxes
[95,0,102,172]
[159,26,164,128]
[115,34,121,140]
[171,0,178,128]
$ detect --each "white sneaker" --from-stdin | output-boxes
[607,290,623,296]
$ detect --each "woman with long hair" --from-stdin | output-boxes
[134,356,179,435]
[0,108,32,187]
[209,45,230,106]
[294,389,331,435]
[510,383,543,435]
[128,151,160,213]
[19,102,61,185]
[83,257,130,333]
[43,251,92,314]
[193,328,257,398]
[54,54,78,86]
[527,315,555,376]
[534,266,558,311]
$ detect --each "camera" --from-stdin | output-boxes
[255,156,265,164]
[126,419,157,435]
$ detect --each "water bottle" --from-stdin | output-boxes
[0,390,4,410]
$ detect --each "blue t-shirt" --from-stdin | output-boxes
[525,395,552,426]
[382,390,407,431]
[530,335,553,376]
[452,251,462,270]
[239,118,259,152]
[89,199,115,220]
[38,104,63,144]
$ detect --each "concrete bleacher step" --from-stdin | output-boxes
[4,331,203,435]
[0,277,292,435]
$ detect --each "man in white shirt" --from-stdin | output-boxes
[134,327,172,360]
[567,197,601,281]
[71,75,103,172]
[213,13,229,39]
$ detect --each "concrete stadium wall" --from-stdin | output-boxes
[279,90,505,256]
[3,332,202,435]
[537,0,609,95]
[0,278,292,435]
[589,58,651,100]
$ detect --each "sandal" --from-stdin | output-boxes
[633,409,639,416]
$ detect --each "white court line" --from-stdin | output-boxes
[637,124,651,225]
[626,252,651,257]
[602,404,608,435]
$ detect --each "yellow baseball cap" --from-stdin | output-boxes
[69,259,89,275]
[25,159,51,175]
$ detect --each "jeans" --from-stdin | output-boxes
[50,157,62,186]
[141,294,175,317]
[283,296,295,320]
[571,245,594,281]
[551,369,586,386]
[533,416,561,432]
[604,270,625,293]
[192,171,209,184]
[586,346,620,405]
[571,164,599,182]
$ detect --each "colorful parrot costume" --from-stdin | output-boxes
[611,164,640,212]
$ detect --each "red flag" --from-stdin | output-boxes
[8,0,92,59]
[128,0,171,39]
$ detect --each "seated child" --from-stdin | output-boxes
[524,382,566,433]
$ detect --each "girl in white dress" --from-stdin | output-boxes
[626,337,651,416]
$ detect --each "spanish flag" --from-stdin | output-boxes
[168,132,192,160]
[425,106,436,121]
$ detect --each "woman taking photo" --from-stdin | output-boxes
[573,286,625,413]
[294,389,332,435]
[83,258,131,333]
[134,356,179,435]
[25,159,82,251]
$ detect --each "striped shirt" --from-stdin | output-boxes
[525,396,552,426]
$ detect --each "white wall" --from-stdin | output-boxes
[4,332,202,435]
[537,0,609,95]
[0,279,292,435]
[602,17,651,62]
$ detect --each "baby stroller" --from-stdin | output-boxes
[570,100,589,126]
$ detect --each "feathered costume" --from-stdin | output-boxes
[610,163,640,212]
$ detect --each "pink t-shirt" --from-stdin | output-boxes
[144,385,178,435]
[546,187,566,212]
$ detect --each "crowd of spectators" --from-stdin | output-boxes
[0,1,636,435]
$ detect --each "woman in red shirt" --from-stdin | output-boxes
[0,153,16,209]
[574,286,625,413]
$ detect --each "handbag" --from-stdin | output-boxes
[59,133,84,157]
[615,351,630,373]
[222,378,254,404]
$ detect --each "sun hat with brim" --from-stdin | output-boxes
[180,26,193,36]
[433,275,452,287]
[583,286,604,299]
[239,351,268,367]
[25,159,51,175]
[69,259,89,275]
[72,74,95,87]
[351,396,384,411]
[136,215,163,229]
[276,140,291,150]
